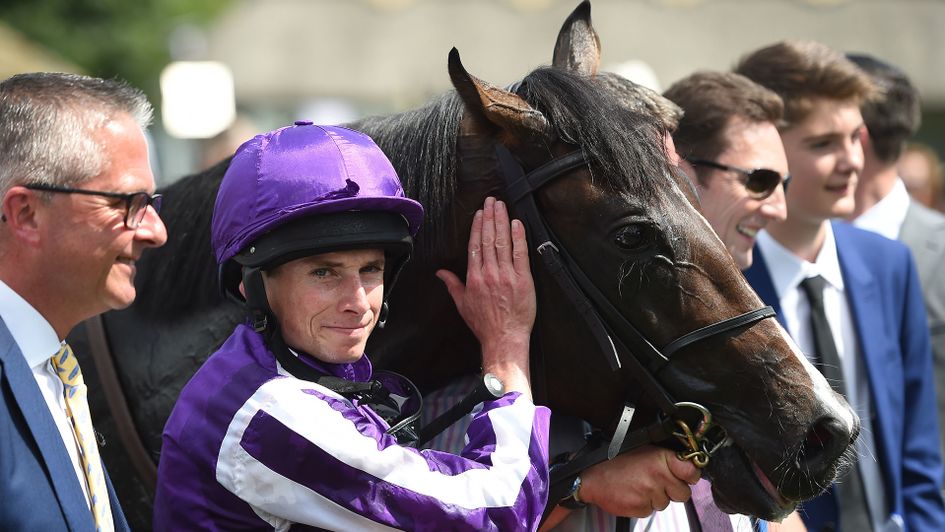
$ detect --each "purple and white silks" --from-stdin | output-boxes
[153,324,550,531]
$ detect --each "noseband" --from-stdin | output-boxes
[494,145,775,510]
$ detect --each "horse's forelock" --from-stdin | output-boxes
[519,67,672,200]
[356,69,674,261]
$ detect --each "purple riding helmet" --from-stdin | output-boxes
[211,121,424,332]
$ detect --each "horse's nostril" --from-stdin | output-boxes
[798,416,855,475]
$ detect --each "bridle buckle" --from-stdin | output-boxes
[672,401,730,469]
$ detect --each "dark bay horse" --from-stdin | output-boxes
[70,2,857,529]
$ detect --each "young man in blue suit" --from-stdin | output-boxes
[737,41,945,532]
[0,73,167,530]
[845,54,945,477]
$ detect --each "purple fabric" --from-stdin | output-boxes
[154,324,550,531]
[691,479,733,532]
[211,123,424,265]
[238,410,495,526]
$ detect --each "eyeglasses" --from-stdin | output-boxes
[685,158,789,200]
[25,183,162,229]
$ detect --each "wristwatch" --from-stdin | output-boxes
[559,475,588,509]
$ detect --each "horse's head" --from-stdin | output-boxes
[440,3,858,520]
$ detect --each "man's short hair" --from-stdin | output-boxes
[846,53,921,164]
[734,41,874,129]
[0,72,153,198]
[663,71,783,174]
[594,72,683,132]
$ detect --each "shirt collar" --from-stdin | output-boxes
[0,279,63,369]
[852,178,910,240]
[757,223,845,297]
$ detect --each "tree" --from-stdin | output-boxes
[0,0,232,100]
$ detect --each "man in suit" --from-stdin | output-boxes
[0,72,167,530]
[845,54,945,471]
[665,70,789,270]
[737,41,945,532]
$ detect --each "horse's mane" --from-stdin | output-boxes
[133,66,670,318]
[351,93,465,258]
[356,67,670,254]
[134,157,232,317]
[518,67,668,201]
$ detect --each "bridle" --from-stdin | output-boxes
[494,144,776,513]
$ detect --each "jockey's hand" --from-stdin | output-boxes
[437,197,536,398]
[579,445,701,516]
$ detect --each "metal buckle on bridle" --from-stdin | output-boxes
[671,402,730,468]
[536,241,559,256]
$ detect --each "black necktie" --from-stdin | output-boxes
[799,275,872,531]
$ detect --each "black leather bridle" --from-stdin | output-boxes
[494,144,776,515]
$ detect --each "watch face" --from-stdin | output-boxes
[560,475,588,509]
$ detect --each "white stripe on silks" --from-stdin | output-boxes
[217,378,402,531]
[218,376,537,518]
[267,376,533,506]
[225,443,403,531]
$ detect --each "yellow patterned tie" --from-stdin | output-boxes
[51,343,114,531]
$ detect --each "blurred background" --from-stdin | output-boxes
[3,0,945,210]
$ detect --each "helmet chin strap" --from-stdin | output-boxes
[241,266,275,334]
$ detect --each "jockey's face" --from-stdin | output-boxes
[264,248,385,364]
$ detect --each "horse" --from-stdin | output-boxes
[70,2,857,529]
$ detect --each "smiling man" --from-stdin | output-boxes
[664,71,788,270]
[154,123,550,531]
[0,72,167,531]
[737,41,945,532]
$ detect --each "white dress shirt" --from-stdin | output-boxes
[756,226,882,503]
[756,225,870,411]
[0,280,92,508]
[853,177,910,240]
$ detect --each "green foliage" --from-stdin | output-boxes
[0,0,232,99]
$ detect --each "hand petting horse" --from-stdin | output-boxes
[69,1,858,528]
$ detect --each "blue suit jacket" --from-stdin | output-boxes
[0,318,129,531]
[744,222,945,532]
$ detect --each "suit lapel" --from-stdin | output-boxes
[105,468,130,532]
[742,248,785,327]
[832,226,896,484]
[0,322,94,531]
[900,201,945,282]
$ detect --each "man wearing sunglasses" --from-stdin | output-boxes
[664,71,789,270]
[0,72,167,530]
[738,41,944,532]
[662,70,812,532]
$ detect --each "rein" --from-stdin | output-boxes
[494,145,776,513]
[82,315,158,494]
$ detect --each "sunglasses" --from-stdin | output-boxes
[25,183,163,229]
[685,158,789,200]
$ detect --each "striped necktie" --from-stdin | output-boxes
[51,343,114,531]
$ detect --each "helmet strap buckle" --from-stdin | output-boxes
[376,301,390,329]
[242,266,275,333]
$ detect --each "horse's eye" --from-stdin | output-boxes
[615,225,648,251]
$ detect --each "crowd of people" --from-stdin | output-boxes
[1,35,944,532]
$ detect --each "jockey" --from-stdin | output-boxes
[152,121,550,531]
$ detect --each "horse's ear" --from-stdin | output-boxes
[447,47,552,144]
[551,0,600,76]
